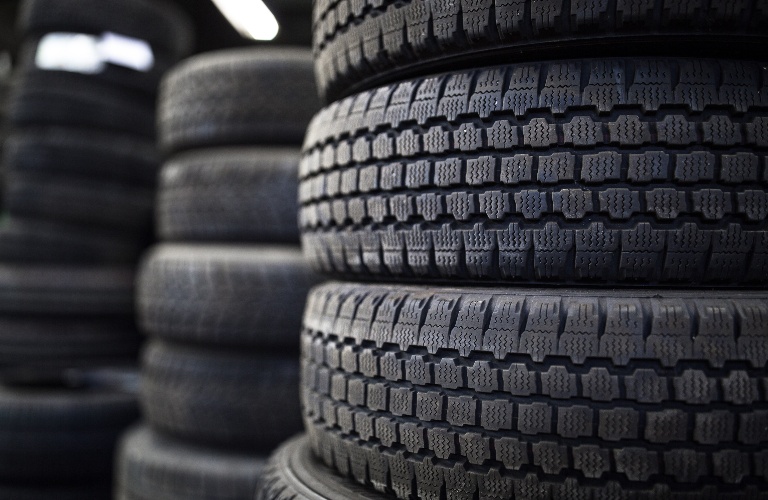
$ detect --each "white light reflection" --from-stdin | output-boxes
[211,0,280,41]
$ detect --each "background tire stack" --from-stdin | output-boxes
[115,48,321,500]
[258,2,768,498]
[0,0,192,496]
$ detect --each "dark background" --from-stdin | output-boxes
[0,0,312,58]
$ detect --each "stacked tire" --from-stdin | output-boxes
[115,48,321,500]
[0,0,192,496]
[258,2,768,499]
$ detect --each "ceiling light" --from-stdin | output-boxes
[211,0,279,41]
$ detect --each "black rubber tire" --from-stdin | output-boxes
[256,435,388,500]
[0,78,9,206]
[17,0,193,61]
[6,171,154,233]
[3,128,160,186]
[0,265,134,315]
[0,217,145,265]
[0,484,110,500]
[0,386,138,484]
[0,317,138,373]
[7,71,155,137]
[140,340,303,452]
[301,282,768,498]
[158,148,301,243]
[158,47,319,153]
[15,36,177,96]
[137,244,319,350]
[300,57,768,286]
[314,0,768,101]
[116,426,266,500]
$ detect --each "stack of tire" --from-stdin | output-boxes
[0,0,192,497]
[115,48,321,500]
[258,2,768,499]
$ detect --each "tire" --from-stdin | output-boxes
[300,57,768,286]
[158,47,318,153]
[0,79,9,206]
[301,282,768,499]
[16,36,177,96]
[116,426,266,500]
[6,172,154,233]
[0,385,137,483]
[7,71,155,137]
[17,0,193,61]
[158,148,301,243]
[140,340,302,451]
[3,128,160,186]
[256,435,388,500]
[0,217,145,265]
[314,0,768,101]
[137,244,319,350]
[0,264,134,315]
[0,317,138,372]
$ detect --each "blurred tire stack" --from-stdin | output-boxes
[0,0,192,496]
[259,2,768,499]
[115,48,321,500]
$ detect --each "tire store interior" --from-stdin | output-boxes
[0,1,766,499]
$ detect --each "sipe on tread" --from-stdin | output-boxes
[299,281,768,498]
[313,0,768,101]
[299,57,768,286]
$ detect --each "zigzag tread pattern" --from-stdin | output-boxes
[301,220,768,285]
[299,58,768,285]
[312,0,768,100]
[296,282,768,498]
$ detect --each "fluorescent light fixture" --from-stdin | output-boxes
[212,0,279,41]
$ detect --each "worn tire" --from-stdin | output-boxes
[7,71,155,137]
[0,386,137,483]
[158,148,301,243]
[314,0,768,101]
[301,282,768,498]
[140,341,302,451]
[116,426,266,500]
[158,47,318,152]
[6,172,154,233]
[17,0,193,61]
[138,244,318,350]
[0,217,145,265]
[0,317,138,373]
[0,265,134,315]
[256,435,387,500]
[3,128,159,186]
[300,57,768,286]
